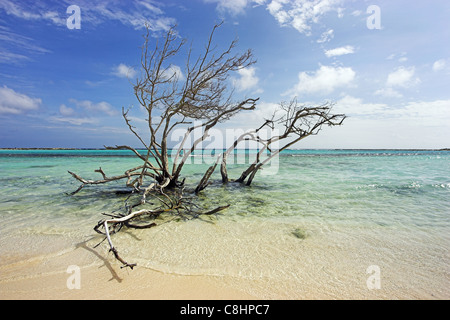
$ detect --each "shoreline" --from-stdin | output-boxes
[0,264,256,300]
[1,147,449,151]
[0,240,256,300]
[1,253,446,300]
[1,226,448,300]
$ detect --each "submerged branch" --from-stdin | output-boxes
[88,185,230,267]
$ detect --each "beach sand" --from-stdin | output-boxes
[1,224,447,300]
[0,242,255,300]
[0,265,256,300]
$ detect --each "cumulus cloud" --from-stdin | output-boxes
[233,67,260,92]
[386,66,420,88]
[59,104,75,116]
[113,63,137,78]
[432,59,447,72]
[161,65,184,81]
[0,86,41,115]
[324,45,355,57]
[266,0,343,35]
[374,66,420,98]
[286,65,356,96]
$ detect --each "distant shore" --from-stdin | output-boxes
[1,147,449,151]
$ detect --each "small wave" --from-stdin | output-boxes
[357,182,424,194]
[432,183,450,189]
[407,181,422,189]
[28,165,56,168]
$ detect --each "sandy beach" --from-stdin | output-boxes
[0,242,255,300]
[0,267,256,300]
[1,222,447,300]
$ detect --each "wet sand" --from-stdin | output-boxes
[0,243,255,300]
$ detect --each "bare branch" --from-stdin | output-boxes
[234,99,346,185]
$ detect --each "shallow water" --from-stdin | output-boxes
[0,149,449,298]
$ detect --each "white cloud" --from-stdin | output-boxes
[317,29,334,43]
[254,101,279,119]
[0,0,176,31]
[0,1,49,22]
[266,0,343,35]
[207,0,342,34]
[374,87,403,98]
[432,59,446,72]
[335,95,388,116]
[205,0,271,15]
[296,98,450,149]
[49,116,98,126]
[113,63,137,79]
[324,45,355,57]
[336,97,450,124]
[233,67,260,92]
[228,100,279,129]
[351,10,363,16]
[59,104,75,116]
[69,99,118,116]
[0,51,30,64]
[375,66,419,99]
[0,86,41,115]
[42,10,66,25]
[205,0,252,15]
[386,66,420,88]
[386,52,407,62]
[387,99,450,126]
[50,99,119,126]
[137,1,164,15]
[161,64,184,81]
[286,65,356,96]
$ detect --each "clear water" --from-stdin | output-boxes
[0,149,449,298]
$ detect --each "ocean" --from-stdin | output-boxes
[0,149,449,299]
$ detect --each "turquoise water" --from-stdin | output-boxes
[0,149,449,298]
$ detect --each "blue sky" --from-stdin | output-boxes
[0,0,449,149]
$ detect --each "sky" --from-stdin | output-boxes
[0,0,449,149]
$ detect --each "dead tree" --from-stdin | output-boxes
[69,22,259,196]
[68,24,346,268]
[236,99,346,185]
[68,23,259,268]
[195,99,346,191]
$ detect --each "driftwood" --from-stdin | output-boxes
[94,209,159,269]
[89,187,230,269]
